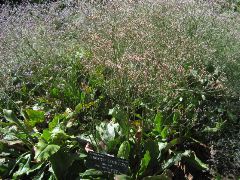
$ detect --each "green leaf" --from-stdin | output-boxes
[49,114,66,131]
[157,142,168,160]
[75,103,84,113]
[115,175,132,180]
[154,112,163,133]
[24,109,45,127]
[162,150,191,170]
[137,150,151,176]
[50,127,69,145]
[13,153,31,178]
[27,163,44,174]
[50,149,78,179]
[0,157,16,178]
[144,140,159,162]
[183,152,208,170]
[42,129,51,142]
[161,127,168,139]
[79,169,103,178]
[32,171,45,180]
[34,140,60,162]
[117,141,131,159]
[96,122,122,142]
[173,111,180,124]
[3,109,26,132]
[108,106,129,134]
[3,109,33,143]
[165,138,182,152]
[96,121,123,151]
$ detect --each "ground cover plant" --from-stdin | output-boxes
[0,0,240,179]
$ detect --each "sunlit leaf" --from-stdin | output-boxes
[49,114,65,131]
[138,150,151,176]
[3,109,33,142]
[34,140,60,162]
[42,129,51,142]
[117,141,131,159]
[115,174,132,180]
[161,127,168,139]
[11,153,31,178]
[108,106,129,134]
[154,112,163,133]
[50,127,69,145]
[3,109,25,131]
[24,109,45,127]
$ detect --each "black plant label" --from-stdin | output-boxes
[86,151,129,175]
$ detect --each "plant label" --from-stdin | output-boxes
[86,151,129,175]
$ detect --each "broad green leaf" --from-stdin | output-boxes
[183,152,208,170]
[3,109,26,132]
[117,141,131,159]
[75,103,84,113]
[96,122,122,142]
[9,152,29,175]
[144,140,159,162]
[49,114,66,131]
[50,149,78,179]
[79,169,103,178]
[79,153,87,159]
[24,109,45,127]
[108,106,128,134]
[27,162,44,174]
[42,129,51,142]
[161,127,168,139]
[138,150,151,176]
[115,175,132,180]
[165,138,182,152]
[51,127,69,145]
[96,122,122,151]
[34,140,60,162]
[154,112,163,133]
[3,110,33,143]
[157,142,168,160]
[13,153,31,178]
[162,150,191,170]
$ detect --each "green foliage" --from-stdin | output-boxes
[0,0,240,179]
[23,109,45,128]
[34,141,60,162]
[117,141,131,159]
[137,150,151,177]
[0,99,212,179]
